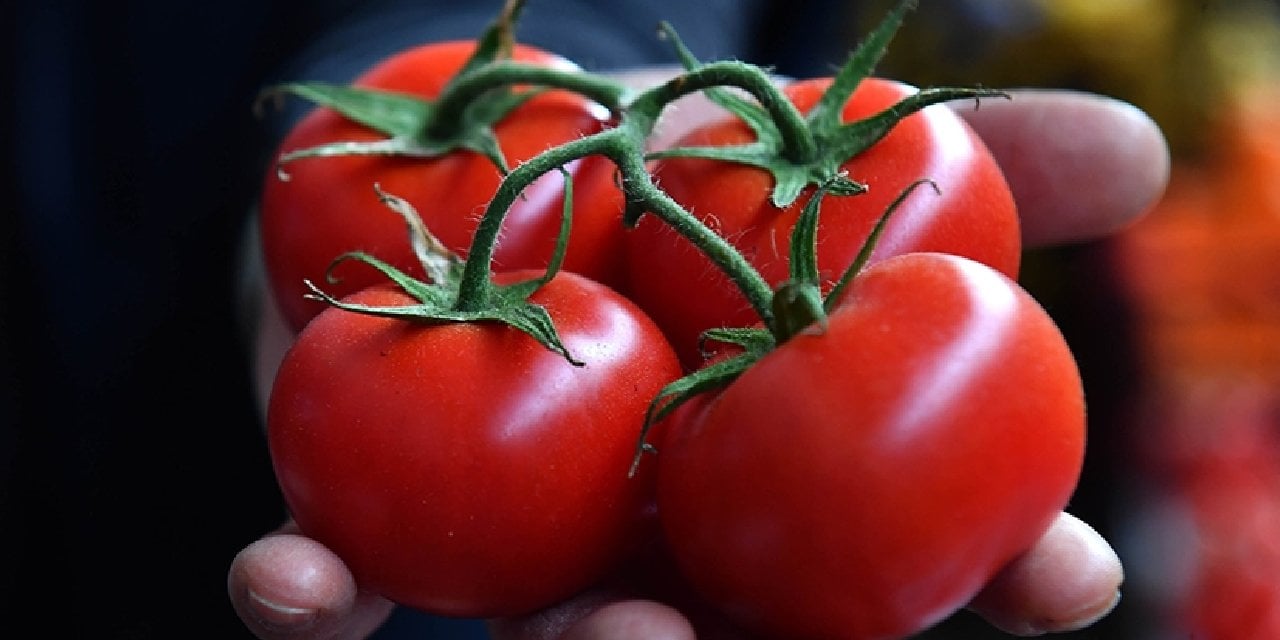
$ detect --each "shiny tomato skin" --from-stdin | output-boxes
[626,78,1020,367]
[267,272,682,617]
[261,41,625,332]
[656,253,1084,639]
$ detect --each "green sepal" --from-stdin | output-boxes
[491,166,575,301]
[628,332,771,477]
[643,22,824,208]
[304,168,583,367]
[263,0,539,178]
[268,82,431,138]
[806,0,916,132]
[824,178,940,311]
[454,0,526,78]
[818,86,1009,174]
[449,87,539,173]
[641,0,1002,211]
[304,268,581,367]
[314,251,452,307]
[771,179,840,342]
[789,179,831,288]
[804,0,1005,194]
[697,326,776,360]
[266,82,540,177]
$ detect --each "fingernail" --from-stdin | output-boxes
[248,588,319,630]
[1035,589,1122,635]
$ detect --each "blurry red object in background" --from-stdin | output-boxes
[1111,84,1280,639]
[1112,85,1280,383]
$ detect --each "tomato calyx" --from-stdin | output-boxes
[256,0,628,179]
[645,0,1005,208]
[629,177,940,473]
[304,179,585,366]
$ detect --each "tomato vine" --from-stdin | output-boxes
[259,1,1087,634]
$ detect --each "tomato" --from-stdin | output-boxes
[625,77,1020,367]
[655,252,1084,639]
[260,41,625,333]
[266,271,682,617]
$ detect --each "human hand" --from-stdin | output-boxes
[229,75,1169,639]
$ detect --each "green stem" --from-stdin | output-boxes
[454,133,609,310]
[609,144,777,333]
[455,59,803,329]
[455,120,776,331]
[627,60,816,165]
[428,62,632,138]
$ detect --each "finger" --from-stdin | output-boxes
[562,601,697,640]
[228,524,395,640]
[488,598,695,640]
[488,593,697,640]
[967,512,1124,636]
[953,90,1170,247]
[486,589,621,640]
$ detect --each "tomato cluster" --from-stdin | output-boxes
[257,1,1087,636]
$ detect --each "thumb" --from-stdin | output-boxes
[228,524,395,640]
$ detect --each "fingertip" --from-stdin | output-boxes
[956,90,1171,246]
[562,600,697,640]
[968,513,1124,636]
[229,532,393,639]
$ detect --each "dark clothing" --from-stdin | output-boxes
[3,1,842,636]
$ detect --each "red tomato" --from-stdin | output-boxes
[656,252,1084,639]
[261,41,625,332]
[266,272,682,617]
[625,78,1020,367]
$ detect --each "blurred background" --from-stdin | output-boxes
[834,1,1280,638]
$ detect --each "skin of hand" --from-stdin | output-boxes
[228,69,1170,640]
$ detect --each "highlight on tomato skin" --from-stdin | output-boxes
[654,252,1085,640]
